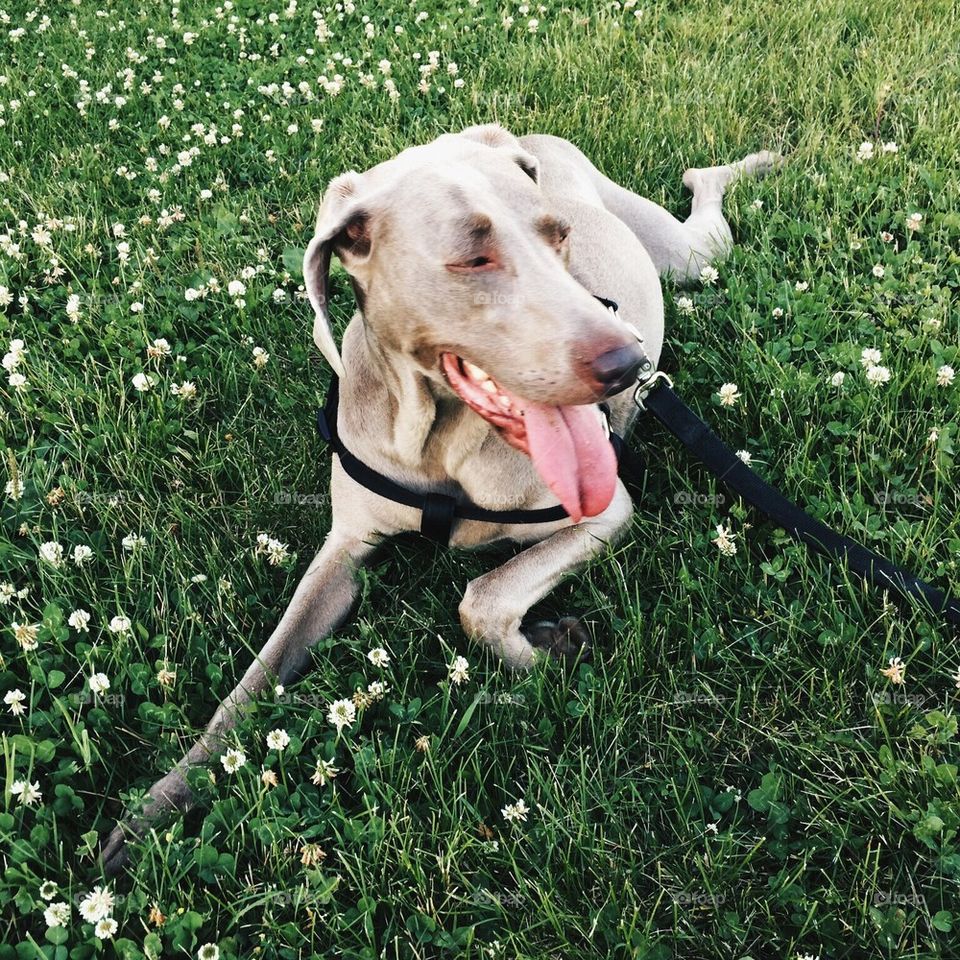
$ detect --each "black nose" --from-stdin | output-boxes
[590,342,645,393]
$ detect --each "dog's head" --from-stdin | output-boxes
[305,125,644,520]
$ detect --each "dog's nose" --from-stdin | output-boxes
[590,342,645,395]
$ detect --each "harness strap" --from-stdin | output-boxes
[641,381,960,627]
[316,374,641,545]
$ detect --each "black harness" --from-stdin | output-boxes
[316,302,960,629]
[316,370,647,545]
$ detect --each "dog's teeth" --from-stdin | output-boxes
[480,379,497,394]
[463,360,489,382]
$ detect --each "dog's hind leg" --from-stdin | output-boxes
[100,527,377,875]
[458,483,634,668]
[593,151,781,284]
[522,134,780,284]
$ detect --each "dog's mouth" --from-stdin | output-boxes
[440,352,618,523]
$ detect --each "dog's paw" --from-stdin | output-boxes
[522,616,591,661]
[739,149,784,177]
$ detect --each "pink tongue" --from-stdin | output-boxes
[522,401,618,523]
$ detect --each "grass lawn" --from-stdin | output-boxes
[2,0,960,956]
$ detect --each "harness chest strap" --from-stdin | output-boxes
[315,373,644,546]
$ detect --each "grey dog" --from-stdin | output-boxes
[102,124,778,872]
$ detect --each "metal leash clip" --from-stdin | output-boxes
[633,369,673,411]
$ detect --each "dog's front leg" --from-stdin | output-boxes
[101,528,377,874]
[459,483,634,668]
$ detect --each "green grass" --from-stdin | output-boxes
[1,0,959,956]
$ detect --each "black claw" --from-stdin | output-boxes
[522,616,592,661]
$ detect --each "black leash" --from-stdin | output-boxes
[316,374,644,545]
[636,377,960,628]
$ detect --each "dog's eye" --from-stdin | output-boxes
[446,255,498,273]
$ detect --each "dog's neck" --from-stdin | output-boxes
[337,316,494,481]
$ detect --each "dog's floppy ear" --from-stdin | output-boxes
[304,172,374,377]
[459,123,540,185]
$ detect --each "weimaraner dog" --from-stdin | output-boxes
[102,124,778,872]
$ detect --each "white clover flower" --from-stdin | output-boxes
[68,609,91,632]
[717,383,741,407]
[448,655,470,685]
[675,296,694,315]
[130,301,144,314]
[872,263,885,278]
[72,544,94,565]
[94,917,118,940]
[735,449,752,465]
[936,364,955,387]
[252,346,269,368]
[328,698,356,732]
[147,337,171,358]
[905,212,923,232]
[860,347,883,367]
[712,523,737,557]
[4,688,26,715]
[122,532,147,551]
[108,615,131,634]
[66,293,81,321]
[131,372,155,392]
[39,880,58,901]
[794,280,809,292]
[39,541,64,567]
[311,757,339,785]
[881,141,898,154]
[198,944,220,960]
[502,799,529,822]
[221,748,247,773]
[13,621,40,650]
[865,364,891,386]
[10,779,42,806]
[44,902,71,928]
[699,265,719,285]
[171,380,197,400]
[266,728,290,751]
[367,647,390,667]
[227,279,246,298]
[89,672,110,695]
[830,371,846,387]
[856,141,874,162]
